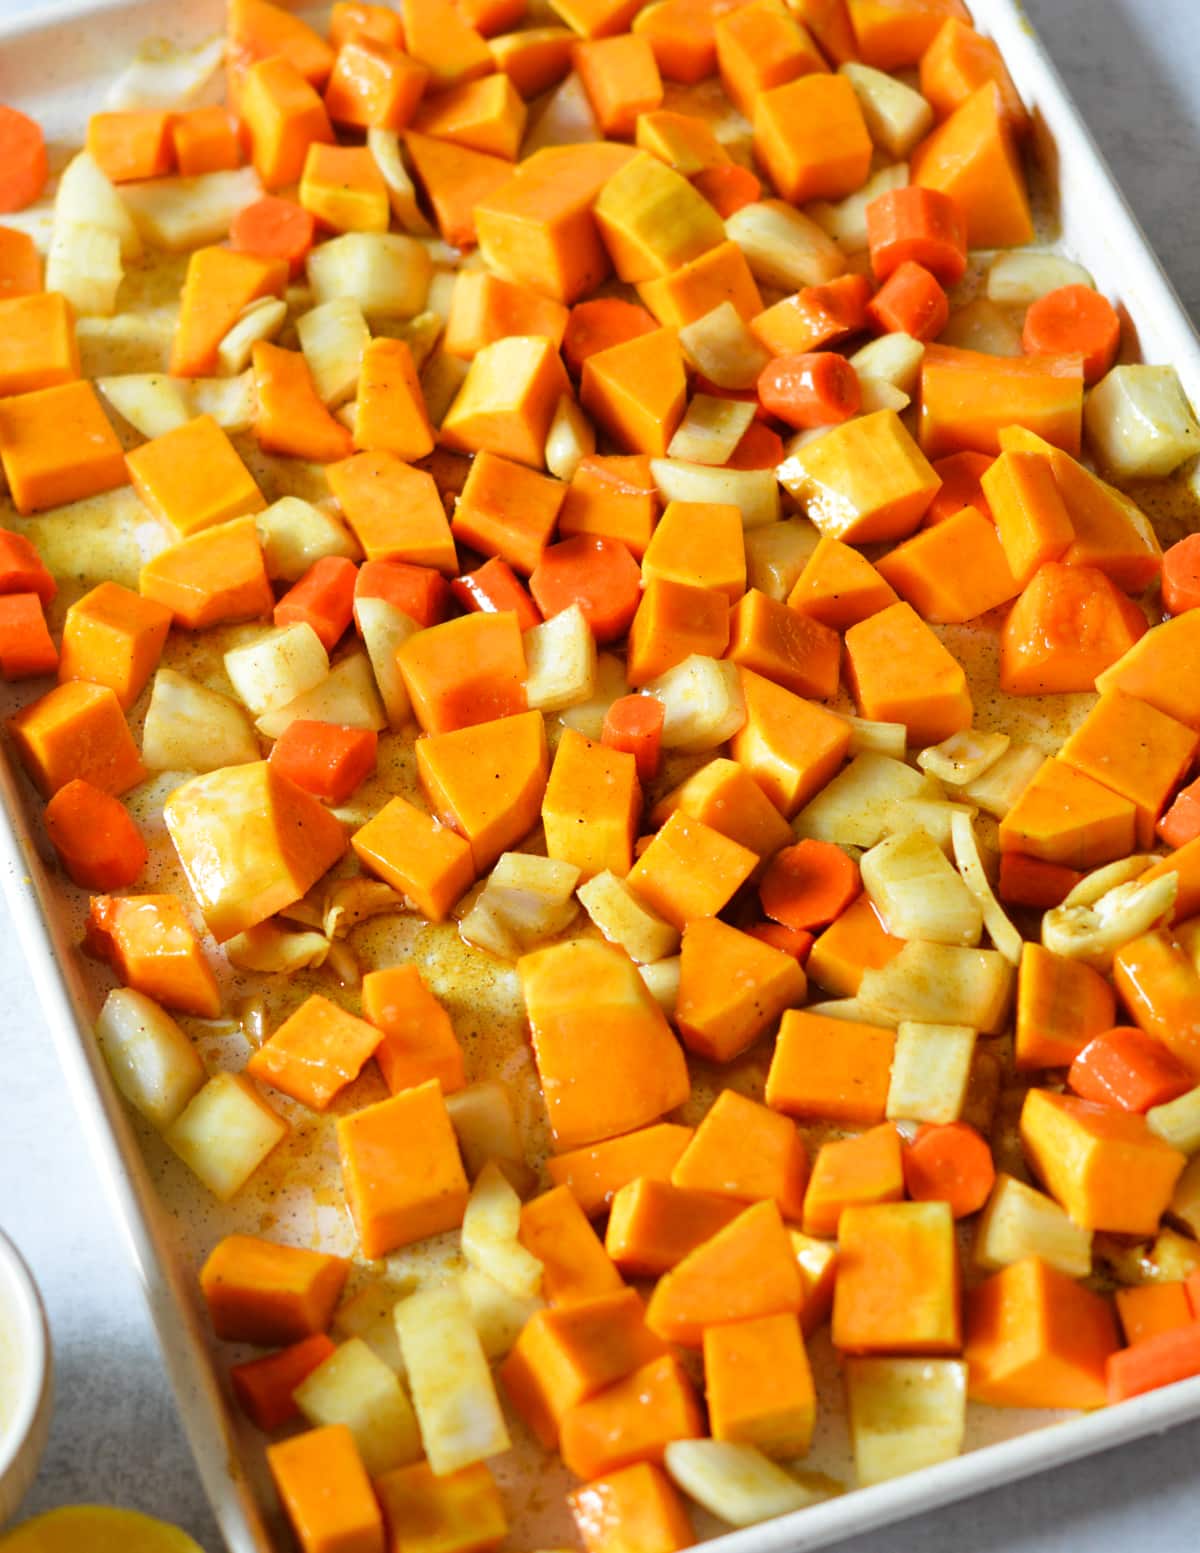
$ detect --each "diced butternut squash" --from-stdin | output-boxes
[140,516,274,630]
[1096,610,1200,731]
[352,794,475,920]
[201,1232,348,1345]
[547,1123,695,1218]
[374,1462,505,1553]
[911,83,1032,248]
[398,611,527,734]
[569,1463,694,1553]
[875,507,1020,623]
[649,757,792,863]
[672,1087,809,1222]
[730,667,851,817]
[641,500,746,602]
[442,334,571,469]
[247,993,382,1111]
[605,1179,740,1278]
[453,450,566,576]
[1114,929,1200,1080]
[637,241,762,331]
[362,963,466,1096]
[801,1123,904,1238]
[240,55,335,188]
[754,71,872,204]
[404,129,513,248]
[559,1352,703,1480]
[626,810,757,930]
[8,681,145,799]
[416,711,547,872]
[766,1008,896,1125]
[843,601,971,746]
[58,580,170,713]
[267,1424,385,1553]
[626,579,730,687]
[832,1200,961,1355]
[0,381,127,515]
[1000,563,1148,696]
[1015,942,1116,1071]
[787,535,898,630]
[675,918,806,1062]
[85,893,220,1018]
[329,451,456,572]
[581,328,688,457]
[594,152,725,285]
[1059,689,1197,848]
[353,336,434,460]
[919,344,1084,459]
[0,291,80,397]
[704,1311,816,1459]
[727,588,841,699]
[998,756,1137,870]
[127,414,264,537]
[543,727,641,879]
[779,410,939,544]
[521,1185,626,1304]
[807,894,905,997]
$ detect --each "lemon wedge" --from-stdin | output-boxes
[0,1507,204,1553]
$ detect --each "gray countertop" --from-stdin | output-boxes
[1,1,1198,1548]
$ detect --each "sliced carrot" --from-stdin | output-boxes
[268,720,378,805]
[0,593,57,679]
[759,839,860,932]
[562,298,658,376]
[1161,534,1200,618]
[901,1122,995,1219]
[1023,284,1120,385]
[866,185,967,285]
[0,106,49,213]
[1107,1325,1200,1403]
[231,195,317,277]
[602,694,664,783]
[756,351,861,429]
[451,556,542,631]
[274,555,357,651]
[692,163,761,219]
[745,921,814,964]
[997,851,1082,910]
[726,421,784,471]
[354,559,449,628]
[44,778,147,891]
[867,260,949,342]
[530,536,642,644]
[1158,776,1200,850]
[230,1333,337,1433]
[1068,1028,1195,1114]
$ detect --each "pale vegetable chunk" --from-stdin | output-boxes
[189,370,256,432]
[55,151,141,259]
[986,251,1094,304]
[46,222,122,317]
[667,395,756,466]
[845,1358,967,1487]
[459,1266,544,1361]
[842,716,909,761]
[917,729,1011,787]
[121,167,264,251]
[951,810,1023,965]
[960,744,1045,820]
[294,1338,422,1477]
[863,829,983,947]
[460,855,580,960]
[638,955,681,1018]
[974,1173,1093,1279]
[355,596,419,729]
[886,1022,975,1126]
[1085,364,1200,479]
[545,394,596,482]
[849,333,925,396]
[394,1285,511,1475]
[256,653,387,738]
[1041,871,1177,972]
[677,302,770,391]
[808,163,908,252]
[334,1282,407,1374]
[96,373,191,439]
[224,921,330,974]
[523,605,597,713]
[726,200,845,288]
[461,1161,543,1298]
[664,1441,823,1526]
[308,233,433,319]
[445,1080,525,1181]
[296,298,371,408]
[164,1072,288,1200]
[224,622,330,717]
[216,296,287,375]
[367,129,434,234]
[797,754,939,849]
[578,870,680,965]
[1147,1086,1200,1156]
[858,942,1014,1033]
[105,35,225,110]
[257,496,362,583]
[650,457,780,527]
[643,655,747,752]
[95,988,206,1130]
[840,63,933,158]
[744,519,820,601]
[142,667,260,772]
[559,652,629,739]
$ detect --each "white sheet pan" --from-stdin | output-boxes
[2,2,1200,1549]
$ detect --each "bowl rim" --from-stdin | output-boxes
[0,1227,51,1484]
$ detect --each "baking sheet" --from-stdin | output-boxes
[3,2,1200,1550]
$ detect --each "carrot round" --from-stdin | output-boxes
[1161,533,1200,617]
[562,298,657,376]
[530,536,642,644]
[1158,775,1200,850]
[997,850,1081,909]
[1068,1027,1194,1114]
[865,186,967,285]
[230,195,317,277]
[0,106,49,214]
[756,352,861,429]
[759,839,860,930]
[691,163,761,220]
[602,693,664,782]
[744,920,814,963]
[725,421,784,471]
[902,1122,995,1219]
[1022,284,1120,384]
[44,778,147,891]
[451,556,542,632]
[867,260,949,342]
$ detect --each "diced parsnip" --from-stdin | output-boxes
[806,996,899,1029]
[395,310,444,374]
[938,299,1023,357]
[664,1441,823,1527]
[462,854,581,960]
[121,167,264,251]
[257,496,362,582]
[393,1285,511,1475]
[189,370,257,434]
[840,63,933,158]
[164,1072,288,1201]
[78,311,174,376]
[257,653,387,739]
[522,71,600,155]
[545,394,595,482]
[105,34,225,110]
[367,128,434,235]
[1041,871,1177,972]
[986,251,1094,305]
[1171,1158,1200,1237]
[46,222,122,317]
[650,457,780,528]
[95,988,206,1130]
[296,296,369,406]
[445,1081,524,1181]
[224,921,330,974]
[886,1021,975,1125]
[578,870,680,964]
[355,596,419,729]
[862,829,983,946]
[726,200,846,288]
[425,269,457,322]
[974,1173,1093,1278]
[638,956,681,1018]
[559,652,629,739]
[461,1161,543,1299]
[1085,364,1200,479]
[842,717,908,761]
[744,518,820,600]
[918,729,1010,787]
[1147,1086,1200,1155]
[421,349,471,427]
[849,333,925,395]
[334,1282,408,1374]
[857,378,910,414]
[55,151,141,259]
[808,163,908,252]
[459,1266,544,1361]
[523,604,596,712]
[668,395,756,466]
[96,373,190,438]
[294,1338,422,1477]
[677,302,770,391]
[643,655,747,752]
[857,942,1014,1033]
[142,667,260,772]
[844,1359,967,1488]
[308,233,433,319]
[224,623,330,718]
[217,296,287,376]
[796,754,937,849]
[951,810,1023,964]
[960,744,1045,819]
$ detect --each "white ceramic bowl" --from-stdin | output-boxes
[0,1230,52,1528]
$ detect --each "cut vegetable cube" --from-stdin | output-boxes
[166,1073,289,1201]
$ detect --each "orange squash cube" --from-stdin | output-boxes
[0,292,79,397]
[452,450,566,576]
[635,109,731,176]
[300,142,389,232]
[912,82,1032,248]
[715,0,827,119]
[1114,928,1200,1080]
[801,1123,904,1238]
[574,34,664,139]
[412,72,526,160]
[560,454,660,558]
[672,1087,809,1220]
[843,600,972,745]
[543,727,641,879]
[57,582,172,710]
[754,72,872,204]
[416,709,548,871]
[444,271,569,360]
[605,1179,740,1279]
[559,1352,702,1480]
[126,415,265,537]
[441,334,570,470]
[488,25,576,97]
[171,106,241,176]
[86,109,174,182]
[730,667,852,817]
[201,1232,348,1345]
[569,1463,693,1553]
[404,130,513,249]
[521,1185,626,1304]
[170,246,288,379]
[398,611,527,734]
[920,16,1027,134]
[649,756,792,863]
[1096,610,1200,731]
[240,55,335,189]
[847,0,970,70]
[980,450,1074,587]
[246,993,382,1111]
[874,506,1020,623]
[374,1462,505,1553]
[8,681,145,799]
[336,1078,469,1258]
[324,37,431,130]
[919,344,1084,459]
[401,0,494,89]
[351,795,476,920]
[329,451,456,572]
[1115,1282,1195,1347]
[352,336,435,461]
[268,1424,384,1553]
[832,1200,962,1355]
[704,1312,816,1458]
[362,963,466,1096]
[728,588,841,698]
[641,500,746,602]
[85,892,220,1018]
[626,578,730,686]
[546,1123,695,1218]
[998,756,1136,870]
[1059,689,1198,848]
[1015,942,1116,1072]
[806,893,905,997]
[637,239,763,330]
[788,535,898,631]
[139,516,273,630]
[627,811,757,931]
[675,918,806,1063]
[767,1008,896,1125]
[780,409,940,545]
[0,381,126,515]
[581,328,687,457]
